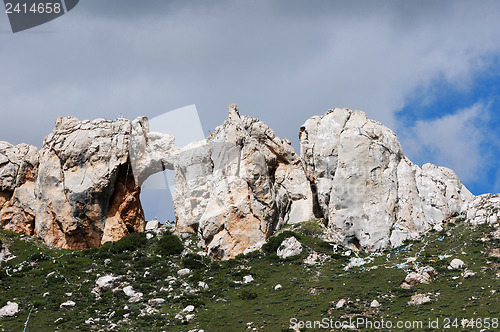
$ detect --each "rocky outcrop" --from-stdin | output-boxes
[174,105,314,258]
[0,105,495,258]
[300,108,473,251]
[0,142,39,235]
[1,117,148,249]
[34,117,145,248]
[462,194,499,225]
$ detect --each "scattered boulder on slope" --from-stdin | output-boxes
[277,236,303,258]
[0,301,19,318]
[300,108,473,251]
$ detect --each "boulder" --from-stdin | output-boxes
[34,117,145,248]
[145,218,161,232]
[174,105,314,259]
[408,293,431,306]
[94,275,119,293]
[243,275,254,283]
[277,236,303,258]
[300,108,473,251]
[0,301,19,318]
[123,286,143,302]
[449,258,465,269]
[401,266,437,288]
[60,301,76,309]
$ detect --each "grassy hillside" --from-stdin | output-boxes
[0,219,498,331]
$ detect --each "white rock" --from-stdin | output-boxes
[145,218,160,231]
[94,275,119,293]
[148,298,165,306]
[123,286,143,302]
[182,305,195,313]
[185,314,195,321]
[60,300,76,309]
[336,299,346,309]
[174,105,314,259]
[370,300,380,308]
[408,294,431,305]
[198,281,209,289]
[274,284,282,290]
[449,258,465,269]
[0,301,19,318]
[277,237,302,258]
[462,270,476,278]
[300,108,473,251]
[243,275,254,283]
[401,266,437,288]
[177,268,191,276]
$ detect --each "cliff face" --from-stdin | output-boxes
[1,117,145,249]
[0,142,39,235]
[0,106,497,258]
[173,105,314,258]
[300,108,474,250]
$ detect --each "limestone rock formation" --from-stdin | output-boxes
[0,141,39,235]
[300,108,473,251]
[462,194,500,225]
[174,105,314,258]
[34,117,145,248]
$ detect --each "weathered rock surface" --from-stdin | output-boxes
[174,105,314,259]
[401,266,437,289]
[300,108,473,251]
[277,236,303,258]
[462,194,500,225]
[408,293,432,306]
[1,117,149,249]
[0,142,39,235]
[34,117,145,248]
[0,106,497,257]
[0,301,19,318]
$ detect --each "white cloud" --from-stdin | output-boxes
[2,1,500,216]
[400,103,490,183]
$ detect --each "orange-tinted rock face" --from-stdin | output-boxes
[1,118,146,249]
[33,117,146,249]
[0,142,39,236]
[102,160,145,244]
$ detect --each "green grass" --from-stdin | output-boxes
[0,221,499,331]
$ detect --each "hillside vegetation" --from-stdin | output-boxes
[0,219,499,331]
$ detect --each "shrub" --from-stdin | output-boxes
[182,253,207,270]
[157,233,183,256]
[100,232,148,255]
[239,290,258,300]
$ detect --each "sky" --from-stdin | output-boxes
[1,0,499,221]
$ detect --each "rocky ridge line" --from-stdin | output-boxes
[0,106,498,258]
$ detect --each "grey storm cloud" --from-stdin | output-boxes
[1,0,500,218]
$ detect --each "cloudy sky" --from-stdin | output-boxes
[1,0,499,221]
